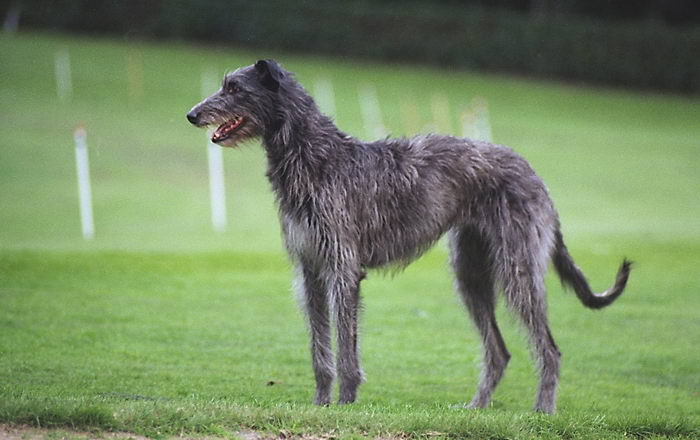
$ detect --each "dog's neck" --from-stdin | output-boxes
[261,89,357,216]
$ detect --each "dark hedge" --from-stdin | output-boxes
[11,0,700,93]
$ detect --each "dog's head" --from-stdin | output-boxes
[186,59,287,147]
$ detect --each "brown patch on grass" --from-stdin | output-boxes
[0,425,380,440]
[0,424,150,440]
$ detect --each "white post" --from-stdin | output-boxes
[473,97,493,142]
[73,126,94,240]
[314,77,336,118]
[431,92,453,134]
[462,97,493,142]
[207,143,227,233]
[54,49,72,103]
[461,108,476,139]
[202,69,227,233]
[358,83,386,139]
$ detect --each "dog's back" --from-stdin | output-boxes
[296,133,556,270]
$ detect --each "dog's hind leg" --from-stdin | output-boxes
[498,242,561,413]
[507,275,561,413]
[298,263,335,405]
[331,268,365,404]
[449,226,510,409]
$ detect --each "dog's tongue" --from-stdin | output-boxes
[212,117,243,142]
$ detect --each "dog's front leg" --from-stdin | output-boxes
[331,269,365,404]
[299,263,335,405]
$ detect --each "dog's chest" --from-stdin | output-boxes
[281,214,314,259]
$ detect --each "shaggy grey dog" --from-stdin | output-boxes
[186,59,631,413]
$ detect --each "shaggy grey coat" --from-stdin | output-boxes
[186,59,631,413]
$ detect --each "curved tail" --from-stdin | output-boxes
[552,230,632,309]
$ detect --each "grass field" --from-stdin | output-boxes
[1,32,699,439]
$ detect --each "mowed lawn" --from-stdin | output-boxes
[1,33,699,439]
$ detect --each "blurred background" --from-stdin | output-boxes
[1,0,698,253]
[6,0,700,92]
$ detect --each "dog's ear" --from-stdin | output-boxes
[255,59,283,92]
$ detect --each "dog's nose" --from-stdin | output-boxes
[186,110,200,125]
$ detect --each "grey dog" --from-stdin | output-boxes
[186,59,631,413]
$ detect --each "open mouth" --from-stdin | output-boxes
[211,116,245,143]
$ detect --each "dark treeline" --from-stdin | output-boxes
[379,0,700,27]
[4,0,699,93]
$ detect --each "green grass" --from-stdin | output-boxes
[1,32,699,439]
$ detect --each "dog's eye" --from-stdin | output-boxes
[226,83,239,94]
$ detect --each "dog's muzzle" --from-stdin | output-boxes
[186,109,200,125]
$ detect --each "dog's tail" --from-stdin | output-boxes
[552,229,632,309]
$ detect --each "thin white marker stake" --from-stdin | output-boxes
[55,49,72,103]
[202,69,227,233]
[207,143,227,233]
[73,126,94,240]
[461,108,477,139]
[473,97,493,142]
[358,84,386,139]
[462,97,493,142]
[201,68,220,99]
[431,92,453,134]
[314,77,336,118]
